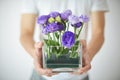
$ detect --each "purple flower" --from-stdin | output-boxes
[68,15,80,25]
[62,31,75,49]
[42,22,64,34]
[60,10,72,20]
[79,15,89,22]
[71,22,83,28]
[42,26,49,34]
[68,15,82,28]
[37,15,49,25]
[49,11,60,18]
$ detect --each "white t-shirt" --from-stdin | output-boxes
[22,0,109,80]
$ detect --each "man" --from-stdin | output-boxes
[20,0,109,80]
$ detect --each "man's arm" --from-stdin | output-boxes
[20,14,55,76]
[88,11,105,61]
[20,14,37,58]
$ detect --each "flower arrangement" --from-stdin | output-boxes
[37,10,89,70]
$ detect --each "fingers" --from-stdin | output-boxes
[34,42,58,77]
[71,49,91,75]
[34,42,44,65]
[34,61,58,76]
[34,61,53,77]
[80,40,87,53]
[71,64,91,75]
[34,42,44,56]
[80,64,91,73]
[81,53,91,73]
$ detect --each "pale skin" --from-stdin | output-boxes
[20,11,105,76]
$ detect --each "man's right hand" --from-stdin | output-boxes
[34,42,57,77]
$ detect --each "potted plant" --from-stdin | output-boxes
[37,10,89,72]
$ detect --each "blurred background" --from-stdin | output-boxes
[0,0,120,80]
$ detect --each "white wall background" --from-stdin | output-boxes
[89,0,120,80]
[0,0,120,80]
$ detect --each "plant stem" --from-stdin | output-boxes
[53,33,56,42]
[48,33,50,58]
[62,21,67,31]
[74,27,77,38]
[59,31,61,46]
[67,23,69,31]
[78,23,84,38]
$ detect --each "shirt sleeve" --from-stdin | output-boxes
[91,0,109,12]
[22,0,38,14]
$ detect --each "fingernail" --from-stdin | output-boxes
[47,70,52,74]
[79,70,83,74]
[36,51,38,55]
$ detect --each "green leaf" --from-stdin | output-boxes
[70,40,79,51]
[70,52,78,58]
[51,47,57,54]
[62,48,69,54]
[75,40,79,45]
[76,34,79,39]
[44,39,50,46]
[44,39,60,46]
[54,32,59,39]
[62,21,66,31]
[49,40,60,46]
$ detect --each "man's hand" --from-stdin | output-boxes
[34,42,57,77]
[72,40,91,75]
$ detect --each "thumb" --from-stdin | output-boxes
[35,42,44,57]
[80,40,87,53]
